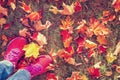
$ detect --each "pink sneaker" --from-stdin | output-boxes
[24,55,52,78]
[4,37,27,67]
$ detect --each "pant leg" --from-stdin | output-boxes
[7,69,31,80]
[0,60,14,80]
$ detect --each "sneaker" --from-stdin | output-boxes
[4,37,27,67]
[24,55,52,77]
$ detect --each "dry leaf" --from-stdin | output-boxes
[97,35,107,45]
[32,32,47,46]
[60,16,74,30]
[0,18,6,27]
[0,5,8,16]
[34,20,52,31]
[85,40,97,49]
[58,3,75,15]
[63,37,72,48]
[27,12,42,21]
[49,5,58,15]
[106,52,117,63]
[112,0,120,12]
[49,3,75,15]
[19,28,30,37]
[10,2,16,10]
[113,41,120,56]
[19,1,32,13]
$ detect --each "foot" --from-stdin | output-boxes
[4,37,27,67]
[24,55,52,77]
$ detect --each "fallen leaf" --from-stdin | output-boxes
[76,20,87,34]
[33,20,52,31]
[0,5,8,16]
[19,1,32,13]
[97,35,107,45]
[74,1,82,12]
[32,32,47,46]
[66,71,88,80]
[19,28,30,37]
[47,73,57,80]
[60,16,74,30]
[27,12,42,21]
[23,42,40,58]
[116,66,120,73]
[88,49,95,58]
[10,2,16,10]
[112,0,120,12]
[106,52,117,63]
[49,5,59,15]
[49,2,75,15]
[85,40,97,49]
[63,37,72,48]
[105,71,112,76]
[3,23,11,30]
[66,57,76,65]
[113,41,120,56]
[88,67,101,78]
[98,45,107,54]
[20,17,30,27]
[0,18,6,27]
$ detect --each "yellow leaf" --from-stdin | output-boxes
[10,2,16,10]
[0,18,6,27]
[106,52,117,63]
[23,42,40,58]
[66,58,76,65]
[49,5,59,15]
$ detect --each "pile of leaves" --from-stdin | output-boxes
[0,0,120,80]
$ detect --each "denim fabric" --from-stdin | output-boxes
[0,60,14,80]
[7,69,31,80]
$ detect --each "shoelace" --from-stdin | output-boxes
[25,63,43,77]
[5,48,21,66]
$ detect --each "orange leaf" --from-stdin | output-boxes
[59,3,75,15]
[49,3,75,15]
[85,40,97,49]
[60,16,74,30]
[76,19,87,34]
[0,5,8,16]
[97,35,107,45]
[27,12,42,21]
[102,11,110,17]
[33,20,52,31]
[19,1,32,13]
[112,0,120,12]
[19,28,30,37]
[66,57,76,65]
[63,37,72,48]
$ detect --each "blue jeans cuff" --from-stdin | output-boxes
[7,69,31,80]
